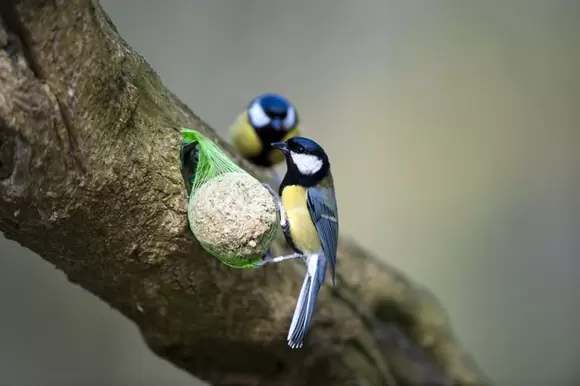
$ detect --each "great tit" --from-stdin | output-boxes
[261,136,339,349]
[229,93,301,171]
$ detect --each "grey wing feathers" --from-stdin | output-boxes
[287,274,311,348]
[287,256,326,348]
[307,186,339,285]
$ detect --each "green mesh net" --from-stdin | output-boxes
[180,128,279,268]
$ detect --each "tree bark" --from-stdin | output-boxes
[0,1,490,385]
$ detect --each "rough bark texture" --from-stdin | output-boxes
[0,1,490,385]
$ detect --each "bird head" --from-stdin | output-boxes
[271,136,330,184]
[247,93,298,133]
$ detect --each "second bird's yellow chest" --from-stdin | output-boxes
[281,185,321,254]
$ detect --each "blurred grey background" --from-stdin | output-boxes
[1,0,579,385]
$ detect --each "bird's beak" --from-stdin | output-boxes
[271,142,289,154]
[271,118,281,130]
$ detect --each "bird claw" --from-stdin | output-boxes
[262,183,278,197]
[263,183,287,227]
[257,251,303,267]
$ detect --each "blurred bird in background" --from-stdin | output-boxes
[229,93,301,184]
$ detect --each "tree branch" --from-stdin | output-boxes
[0,1,489,385]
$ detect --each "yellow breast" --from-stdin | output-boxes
[281,185,321,254]
[229,112,262,157]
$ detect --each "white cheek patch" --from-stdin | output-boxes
[248,101,270,127]
[283,106,296,129]
[291,152,323,175]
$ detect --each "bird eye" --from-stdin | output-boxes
[295,145,305,153]
[283,106,296,129]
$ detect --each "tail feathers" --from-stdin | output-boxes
[287,254,326,349]
[287,275,310,348]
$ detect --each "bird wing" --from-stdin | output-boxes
[307,184,339,285]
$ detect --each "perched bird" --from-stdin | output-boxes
[261,136,339,348]
[229,93,301,173]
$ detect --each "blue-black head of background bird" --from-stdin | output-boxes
[248,93,298,131]
[246,93,299,167]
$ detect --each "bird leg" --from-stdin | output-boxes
[257,183,302,266]
[256,250,303,266]
[262,183,287,228]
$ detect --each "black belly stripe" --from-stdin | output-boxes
[282,221,303,255]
